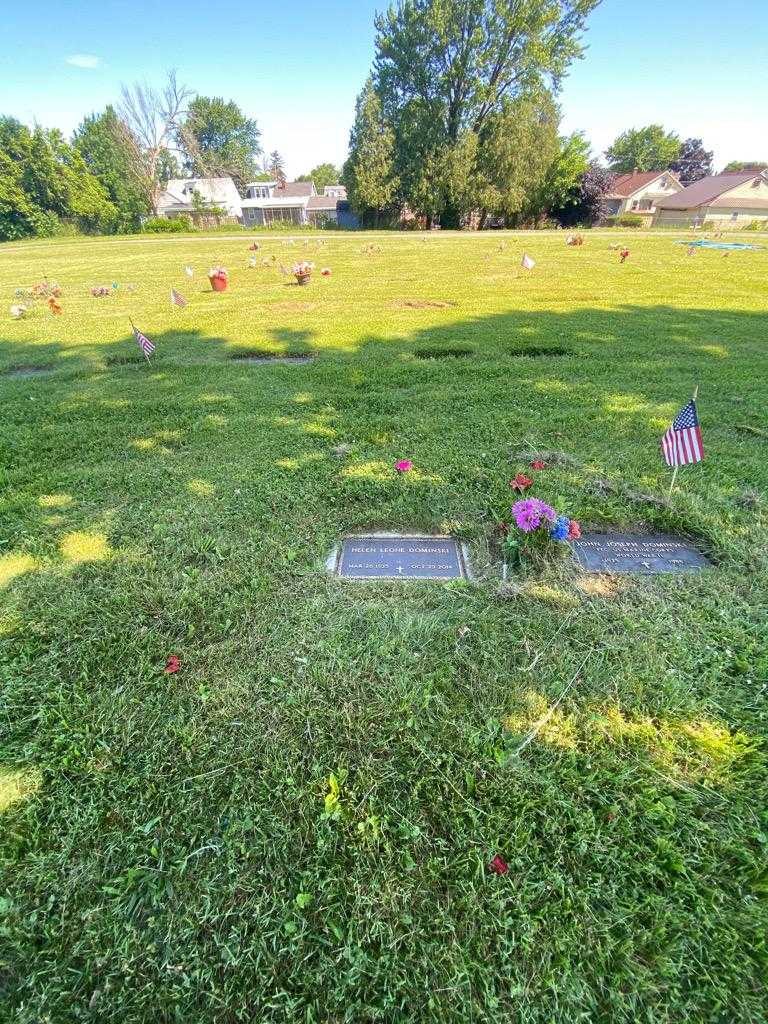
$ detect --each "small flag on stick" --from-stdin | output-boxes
[521,253,535,270]
[170,287,187,308]
[662,387,703,495]
[131,319,155,362]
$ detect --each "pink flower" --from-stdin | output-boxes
[489,854,509,875]
[530,460,546,470]
[164,655,181,674]
[395,460,413,473]
[567,520,581,541]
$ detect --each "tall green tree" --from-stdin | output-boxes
[373,0,600,226]
[297,163,341,191]
[0,116,117,240]
[605,125,681,173]
[474,90,559,226]
[526,131,591,223]
[73,106,149,231]
[178,96,260,189]
[343,78,399,226]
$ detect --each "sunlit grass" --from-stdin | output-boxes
[1,229,766,1022]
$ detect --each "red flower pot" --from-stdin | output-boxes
[209,273,228,292]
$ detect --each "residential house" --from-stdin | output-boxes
[653,171,768,229]
[156,177,243,220]
[240,180,356,227]
[604,170,683,223]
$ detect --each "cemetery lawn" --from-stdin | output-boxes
[2,229,768,1023]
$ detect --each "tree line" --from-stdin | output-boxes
[0,72,343,241]
[341,0,761,228]
[1,0,765,240]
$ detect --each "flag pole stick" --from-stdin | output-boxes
[667,384,699,499]
[129,316,151,363]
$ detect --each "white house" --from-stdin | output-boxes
[653,171,768,229]
[604,170,683,221]
[156,177,243,219]
[240,180,354,227]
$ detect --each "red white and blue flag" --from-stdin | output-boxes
[661,399,704,467]
[132,322,155,361]
[170,287,187,307]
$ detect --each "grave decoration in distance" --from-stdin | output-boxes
[572,533,711,575]
[331,535,470,580]
[208,266,228,292]
[293,261,314,286]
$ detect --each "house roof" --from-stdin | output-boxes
[307,195,338,210]
[275,181,315,197]
[240,196,309,209]
[655,172,764,210]
[607,170,679,198]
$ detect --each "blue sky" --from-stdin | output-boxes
[1,0,765,176]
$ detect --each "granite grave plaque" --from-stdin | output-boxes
[335,535,468,580]
[572,532,710,575]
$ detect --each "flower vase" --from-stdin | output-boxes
[295,273,311,286]
[209,273,228,292]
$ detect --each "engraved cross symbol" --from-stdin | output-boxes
[396,566,404,575]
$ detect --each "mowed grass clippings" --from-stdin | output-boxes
[1,229,767,1023]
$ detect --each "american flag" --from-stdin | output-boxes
[661,399,704,467]
[132,322,155,361]
[170,287,187,307]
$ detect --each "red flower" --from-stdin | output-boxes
[510,473,533,492]
[489,854,509,875]
[567,520,581,541]
[164,655,181,674]
[530,460,546,470]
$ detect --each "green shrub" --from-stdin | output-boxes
[745,219,768,231]
[143,216,193,233]
[604,213,644,227]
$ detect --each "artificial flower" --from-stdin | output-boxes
[395,460,413,473]
[321,268,332,276]
[489,854,509,875]
[530,460,547,470]
[164,655,181,674]
[550,514,570,541]
[512,498,556,533]
[567,520,581,541]
[510,473,533,492]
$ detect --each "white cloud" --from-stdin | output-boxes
[66,54,100,69]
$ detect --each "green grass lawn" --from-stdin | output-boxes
[1,229,767,1023]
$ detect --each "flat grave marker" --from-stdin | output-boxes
[572,532,711,575]
[332,534,469,580]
